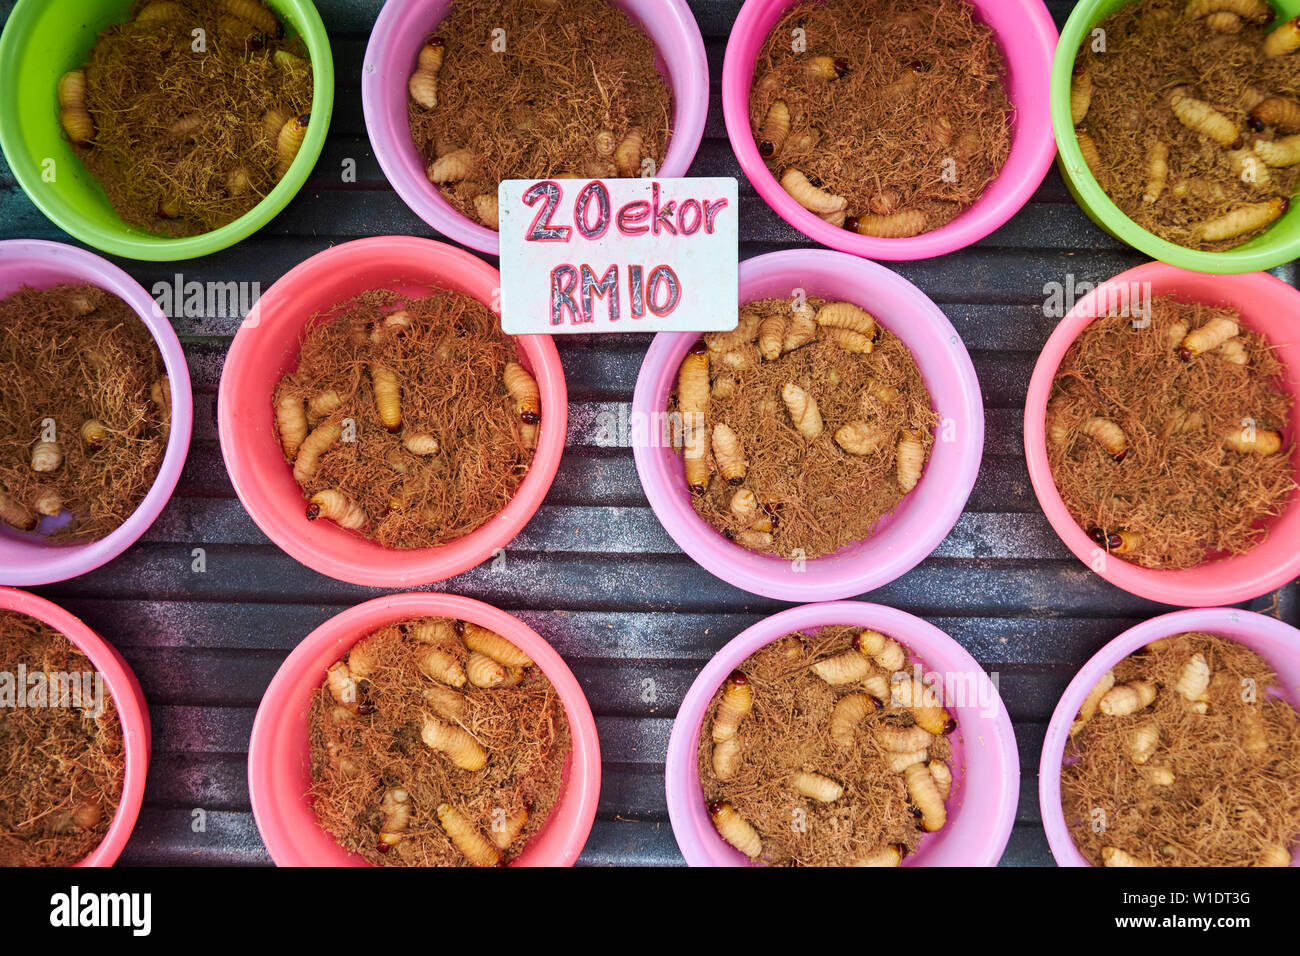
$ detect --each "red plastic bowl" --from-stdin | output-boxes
[1025,263,1300,607]
[217,236,567,588]
[247,592,601,866]
[0,586,150,866]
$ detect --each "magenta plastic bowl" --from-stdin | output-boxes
[722,0,1058,261]
[248,592,601,866]
[363,0,709,255]
[0,586,150,866]
[666,601,1019,866]
[0,240,193,586]
[1025,263,1300,608]
[1040,608,1300,867]
[217,236,566,588]
[633,248,983,602]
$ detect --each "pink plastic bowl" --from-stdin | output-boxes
[1025,263,1300,608]
[1040,607,1300,867]
[665,601,1019,866]
[217,236,566,588]
[633,248,984,602]
[363,0,709,256]
[0,586,151,866]
[721,0,1059,260]
[0,240,193,586]
[247,592,601,866]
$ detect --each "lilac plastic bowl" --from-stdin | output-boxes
[363,0,709,256]
[1040,608,1300,867]
[665,601,1019,866]
[632,249,984,602]
[0,240,192,586]
[721,0,1058,260]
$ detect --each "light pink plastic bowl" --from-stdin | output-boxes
[247,592,601,866]
[1040,607,1300,867]
[217,236,567,588]
[722,0,1059,260]
[1025,263,1300,608]
[362,0,709,256]
[0,240,193,586]
[632,248,984,602]
[0,586,151,867]
[665,601,1019,866]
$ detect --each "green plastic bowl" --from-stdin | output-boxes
[1053,0,1300,273]
[0,0,334,261]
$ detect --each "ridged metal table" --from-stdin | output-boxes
[1,0,1295,865]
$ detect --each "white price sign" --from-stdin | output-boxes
[498,177,738,335]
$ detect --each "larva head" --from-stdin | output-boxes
[707,800,731,820]
[305,502,321,521]
[910,59,930,73]
[688,340,707,356]
[80,420,107,451]
[759,139,777,159]
[721,670,753,711]
[830,58,849,79]
[1088,526,1115,548]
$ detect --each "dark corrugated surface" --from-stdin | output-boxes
[1,0,1295,867]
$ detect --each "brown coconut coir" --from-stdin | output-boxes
[0,283,169,541]
[671,296,936,560]
[1074,0,1300,251]
[308,618,570,867]
[697,626,954,867]
[1047,297,1294,570]
[275,288,535,550]
[1063,631,1300,868]
[749,0,1012,235]
[75,0,313,236]
[408,0,672,229]
[0,610,123,867]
